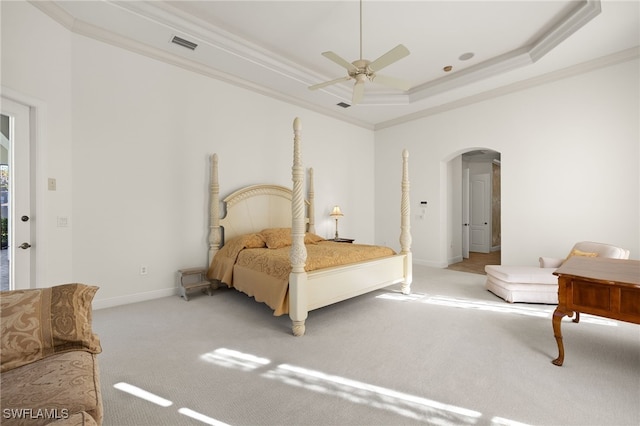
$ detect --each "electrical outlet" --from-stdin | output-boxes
[140,265,148,275]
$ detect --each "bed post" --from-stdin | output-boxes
[400,149,413,295]
[307,167,315,234]
[208,154,222,266]
[289,117,308,336]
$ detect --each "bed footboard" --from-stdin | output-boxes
[306,256,408,310]
[288,118,411,336]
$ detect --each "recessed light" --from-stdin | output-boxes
[459,52,474,61]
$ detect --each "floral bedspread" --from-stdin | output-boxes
[207,238,396,315]
[235,242,395,281]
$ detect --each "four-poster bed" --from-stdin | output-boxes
[206,117,412,336]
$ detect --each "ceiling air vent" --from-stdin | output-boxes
[337,102,351,108]
[171,36,198,51]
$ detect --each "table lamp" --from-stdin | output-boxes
[330,205,343,239]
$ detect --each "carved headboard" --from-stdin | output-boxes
[208,154,315,264]
[220,184,294,241]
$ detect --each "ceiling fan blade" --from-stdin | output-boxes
[352,80,365,105]
[308,76,351,91]
[370,74,411,91]
[368,44,410,72]
[322,51,358,73]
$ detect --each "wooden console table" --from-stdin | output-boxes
[551,257,640,366]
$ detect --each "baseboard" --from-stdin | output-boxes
[448,255,464,265]
[93,287,178,310]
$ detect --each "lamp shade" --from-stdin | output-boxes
[330,205,343,217]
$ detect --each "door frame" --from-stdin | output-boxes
[1,87,47,289]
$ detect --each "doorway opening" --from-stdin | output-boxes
[1,95,36,291]
[1,115,9,290]
[447,149,501,274]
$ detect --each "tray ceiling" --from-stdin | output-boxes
[34,1,640,129]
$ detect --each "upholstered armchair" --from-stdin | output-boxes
[485,241,631,304]
[0,284,103,425]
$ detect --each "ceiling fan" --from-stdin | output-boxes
[308,0,410,105]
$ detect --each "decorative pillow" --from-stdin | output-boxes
[305,232,325,244]
[563,248,598,265]
[260,228,325,248]
[0,283,102,372]
[261,228,292,249]
[239,233,266,248]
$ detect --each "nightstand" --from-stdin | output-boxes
[176,267,213,301]
[328,238,354,243]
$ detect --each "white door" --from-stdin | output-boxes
[469,173,490,253]
[462,168,470,259]
[1,97,32,290]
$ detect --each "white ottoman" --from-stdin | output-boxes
[485,265,558,304]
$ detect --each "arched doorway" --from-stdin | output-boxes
[446,149,501,274]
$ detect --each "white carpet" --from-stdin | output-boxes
[92,265,640,426]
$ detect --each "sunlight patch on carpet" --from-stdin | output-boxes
[178,408,230,426]
[196,345,533,425]
[491,416,532,426]
[262,363,482,424]
[376,292,427,301]
[200,347,271,371]
[376,292,618,326]
[113,382,173,407]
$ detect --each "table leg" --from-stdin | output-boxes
[551,307,571,366]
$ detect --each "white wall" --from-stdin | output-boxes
[1,1,74,284]
[2,1,375,307]
[375,58,640,267]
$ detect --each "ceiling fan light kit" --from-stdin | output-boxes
[308,0,410,105]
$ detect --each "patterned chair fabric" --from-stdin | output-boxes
[0,284,103,425]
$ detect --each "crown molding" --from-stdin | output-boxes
[375,46,640,131]
[109,1,329,93]
[530,0,601,62]
[405,0,601,104]
[28,0,75,29]
[28,0,375,130]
